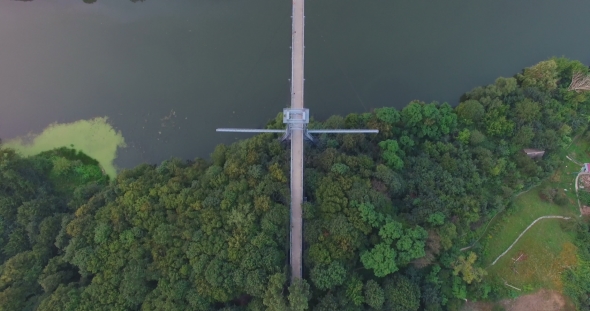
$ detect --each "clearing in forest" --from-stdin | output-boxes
[566,135,590,165]
[479,136,590,297]
[481,166,579,292]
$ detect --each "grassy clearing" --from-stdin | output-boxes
[481,166,579,293]
[481,134,587,264]
[566,135,590,164]
[549,168,583,205]
[474,133,590,299]
[565,134,590,210]
[482,184,576,265]
[485,221,576,292]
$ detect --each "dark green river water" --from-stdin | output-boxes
[1,0,589,169]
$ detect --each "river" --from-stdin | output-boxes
[1,0,589,169]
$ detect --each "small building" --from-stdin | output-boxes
[522,149,545,159]
[582,163,590,173]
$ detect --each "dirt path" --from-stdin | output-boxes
[490,216,570,266]
[566,155,583,166]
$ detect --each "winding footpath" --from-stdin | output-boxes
[490,216,571,266]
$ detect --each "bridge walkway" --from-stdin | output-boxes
[289,0,305,282]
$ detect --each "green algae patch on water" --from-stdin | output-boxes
[5,117,126,178]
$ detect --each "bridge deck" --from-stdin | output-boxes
[290,0,304,282]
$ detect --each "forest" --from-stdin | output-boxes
[1,58,590,310]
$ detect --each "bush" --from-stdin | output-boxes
[553,189,569,206]
[579,191,590,207]
[539,186,556,203]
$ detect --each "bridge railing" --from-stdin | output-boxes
[308,129,379,134]
[216,129,286,133]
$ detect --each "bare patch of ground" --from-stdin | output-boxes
[579,174,590,189]
[500,290,574,311]
[461,290,575,311]
[513,251,528,262]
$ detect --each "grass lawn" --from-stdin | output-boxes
[484,217,576,292]
[566,134,590,164]
[481,165,580,293]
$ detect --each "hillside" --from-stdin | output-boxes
[1,58,590,311]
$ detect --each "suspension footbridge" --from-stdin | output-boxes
[217,0,378,283]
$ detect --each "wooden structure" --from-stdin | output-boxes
[523,149,545,159]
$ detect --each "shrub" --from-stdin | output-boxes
[553,189,569,206]
[539,186,556,203]
[579,190,590,206]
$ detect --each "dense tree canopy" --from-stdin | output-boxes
[1,58,590,310]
